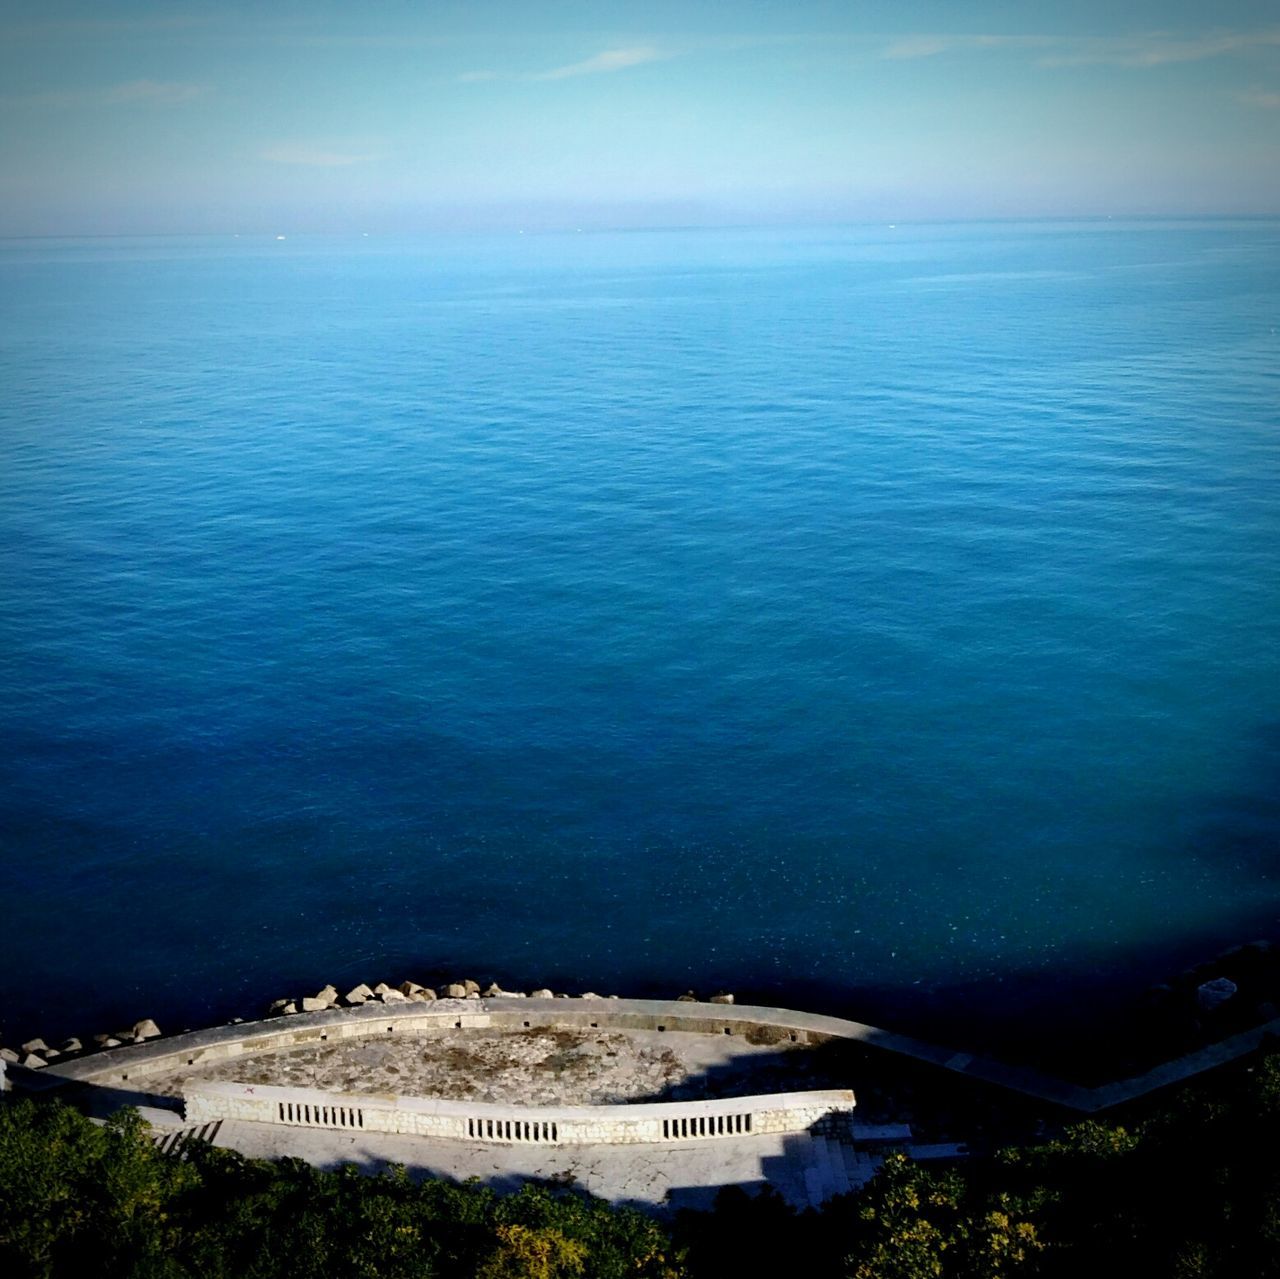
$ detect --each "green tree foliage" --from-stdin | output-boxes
[0,1100,682,1279]
[3,1045,1277,1278]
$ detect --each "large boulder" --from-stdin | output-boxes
[313,986,339,1008]
[462,980,481,996]
[0,1047,19,1064]
[92,1034,121,1048]
[676,991,698,1002]
[299,997,329,1012]
[132,1019,161,1040]
[578,992,603,1001]
[1197,977,1238,1012]
[442,983,468,999]
[20,1038,48,1054]
[60,1037,83,1054]
[529,989,554,1000]
[399,981,425,997]
[377,989,408,1003]
[343,984,373,1006]
[21,1053,45,1069]
[267,998,294,1016]
[710,992,735,1005]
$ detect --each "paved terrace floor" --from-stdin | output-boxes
[136,1025,827,1107]
[140,1106,882,1213]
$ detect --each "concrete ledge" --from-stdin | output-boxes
[184,1079,855,1146]
[35,996,1276,1114]
[31,998,1091,1107]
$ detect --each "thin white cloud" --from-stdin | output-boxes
[453,45,670,85]
[882,34,1049,60]
[2,81,206,109]
[879,27,1280,69]
[534,46,666,80]
[5,15,212,40]
[260,146,374,167]
[1238,89,1280,108]
[1038,30,1280,67]
[103,80,205,105]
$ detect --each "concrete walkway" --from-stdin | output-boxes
[182,1114,881,1212]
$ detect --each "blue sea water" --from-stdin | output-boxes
[1,221,1278,1051]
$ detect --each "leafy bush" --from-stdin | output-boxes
[2,1046,1275,1278]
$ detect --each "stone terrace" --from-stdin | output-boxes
[137,1025,827,1107]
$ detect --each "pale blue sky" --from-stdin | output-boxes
[2,0,1278,234]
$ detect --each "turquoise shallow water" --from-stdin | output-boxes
[1,222,1278,1048]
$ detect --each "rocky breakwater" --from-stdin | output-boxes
[0,981,738,1076]
[0,1019,162,1073]
[257,978,738,1016]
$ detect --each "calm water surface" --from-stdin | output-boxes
[1,222,1278,1047]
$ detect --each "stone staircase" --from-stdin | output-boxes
[801,1133,883,1207]
[151,1120,222,1159]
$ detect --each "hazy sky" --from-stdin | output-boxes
[2,0,1279,235]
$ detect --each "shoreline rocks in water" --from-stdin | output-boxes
[0,980,749,1071]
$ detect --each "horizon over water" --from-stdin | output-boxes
[2,220,1278,1058]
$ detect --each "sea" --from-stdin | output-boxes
[1,220,1278,1056]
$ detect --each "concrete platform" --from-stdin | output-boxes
[199,1116,880,1213]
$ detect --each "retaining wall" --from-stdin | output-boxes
[35,998,1095,1108]
[183,1080,855,1145]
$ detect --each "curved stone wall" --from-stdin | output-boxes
[36,997,1093,1108]
[183,1079,856,1146]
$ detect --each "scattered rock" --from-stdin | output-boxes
[443,983,468,999]
[280,1003,299,1016]
[228,1018,243,1025]
[1197,977,1238,1012]
[299,997,329,1012]
[20,1038,48,1054]
[399,981,424,997]
[343,985,373,1006]
[579,992,603,1000]
[377,989,408,1003]
[21,1053,45,1069]
[0,1047,18,1064]
[677,991,699,1002]
[42,1048,61,1060]
[92,1034,122,1048]
[312,986,339,1008]
[484,984,527,999]
[463,980,481,996]
[132,1019,161,1040]
[710,992,735,1005]
[373,982,395,996]
[267,999,293,1016]
[530,989,554,1000]
[465,991,481,1000]
[111,1031,137,1044]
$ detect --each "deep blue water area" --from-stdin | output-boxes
[2,222,1278,1054]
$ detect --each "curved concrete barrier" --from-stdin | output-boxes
[37,995,1270,1113]
[36,998,1092,1106]
[184,1079,855,1146]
